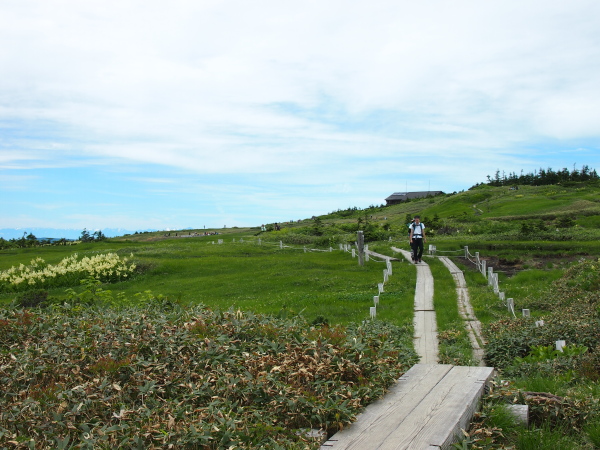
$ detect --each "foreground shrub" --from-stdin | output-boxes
[483,258,600,373]
[0,301,417,448]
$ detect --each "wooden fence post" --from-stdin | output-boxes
[507,405,529,426]
[507,298,514,312]
[357,231,365,266]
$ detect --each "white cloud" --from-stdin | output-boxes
[1,0,599,229]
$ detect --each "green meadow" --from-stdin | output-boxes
[0,233,416,329]
[2,179,600,448]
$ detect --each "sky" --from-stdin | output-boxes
[1,0,599,234]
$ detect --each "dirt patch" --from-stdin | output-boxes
[457,255,578,277]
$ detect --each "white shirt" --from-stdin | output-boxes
[411,222,425,237]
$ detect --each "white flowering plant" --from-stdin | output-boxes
[0,253,136,292]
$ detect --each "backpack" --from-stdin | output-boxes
[409,222,423,236]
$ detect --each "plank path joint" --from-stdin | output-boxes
[320,364,495,450]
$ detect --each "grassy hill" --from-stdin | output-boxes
[323,181,600,233]
[1,179,600,448]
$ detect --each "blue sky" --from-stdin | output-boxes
[1,0,599,232]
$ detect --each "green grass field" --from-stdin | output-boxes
[0,234,418,329]
[2,180,600,448]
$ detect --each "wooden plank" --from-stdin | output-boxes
[379,366,493,449]
[438,256,485,365]
[414,311,438,364]
[321,365,453,449]
[321,364,494,450]
[365,249,400,261]
[414,263,434,310]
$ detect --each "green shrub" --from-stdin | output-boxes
[15,289,49,308]
[483,319,543,369]
[0,300,417,448]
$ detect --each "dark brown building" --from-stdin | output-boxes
[385,191,444,205]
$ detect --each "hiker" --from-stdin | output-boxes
[409,215,426,263]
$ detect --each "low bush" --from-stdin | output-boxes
[483,258,600,372]
[15,289,49,308]
[0,299,418,448]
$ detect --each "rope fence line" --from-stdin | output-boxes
[464,245,518,318]
[210,235,395,321]
[243,236,559,351]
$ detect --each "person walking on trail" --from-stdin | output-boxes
[409,215,426,263]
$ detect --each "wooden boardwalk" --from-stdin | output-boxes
[438,257,485,366]
[392,248,438,364]
[320,364,494,449]
[321,250,494,449]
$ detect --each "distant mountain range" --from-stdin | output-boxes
[0,227,159,240]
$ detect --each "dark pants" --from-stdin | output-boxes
[411,238,424,260]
